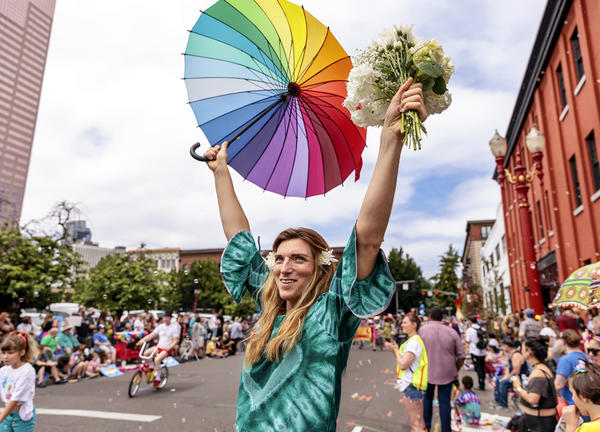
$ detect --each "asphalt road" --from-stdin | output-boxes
[34,346,515,431]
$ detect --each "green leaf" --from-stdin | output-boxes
[415,61,444,78]
[420,77,435,92]
[433,76,447,95]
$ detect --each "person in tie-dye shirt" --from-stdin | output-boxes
[454,376,481,425]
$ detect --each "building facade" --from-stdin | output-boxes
[480,205,512,314]
[461,219,495,288]
[496,0,600,311]
[73,243,125,271]
[128,248,180,272]
[0,0,56,224]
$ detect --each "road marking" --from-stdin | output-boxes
[351,427,362,432]
[37,408,161,422]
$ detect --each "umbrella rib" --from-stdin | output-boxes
[200,7,290,80]
[293,7,310,82]
[283,99,300,197]
[185,53,284,88]
[197,92,285,130]
[184,55,283,89]
[255,0,293,80]
[185,79,283,102]
[263,100,296,193]
[300,92,363,173]
[228,100,288,167]
[298,56,351,87]
[297,95,338,195]
[295,27,331,85]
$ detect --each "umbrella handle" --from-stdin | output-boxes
[189,142,209,162]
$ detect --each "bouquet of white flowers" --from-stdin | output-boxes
[343,25,454,150]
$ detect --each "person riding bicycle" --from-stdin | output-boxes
[136,312,179,387]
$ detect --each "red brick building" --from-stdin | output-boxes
[497,0,600,311]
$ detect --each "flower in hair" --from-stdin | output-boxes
[264,251,275,270]
[319,249,339,266]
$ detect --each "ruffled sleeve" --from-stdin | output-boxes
[337,225,396,318]
[319,225,396,342]
[220,231,268,306]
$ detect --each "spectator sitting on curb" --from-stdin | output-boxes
[40,327,62,359]
[33,350,65,387]
[56,325,79,355]
[93,324,116,364]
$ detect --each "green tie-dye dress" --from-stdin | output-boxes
[220,227,395,432]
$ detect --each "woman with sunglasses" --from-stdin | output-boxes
[585,335,600,363]
[512,336,558,431]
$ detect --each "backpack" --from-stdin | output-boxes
[475,325,488,350]
[523,320,542,340]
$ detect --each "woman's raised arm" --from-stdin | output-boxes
[355,78,428,280]
[204,142,250,241]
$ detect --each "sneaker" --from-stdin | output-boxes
[37,380,47,388]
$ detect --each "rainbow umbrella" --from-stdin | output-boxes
[184,0,366,197]
[552,261,600,310]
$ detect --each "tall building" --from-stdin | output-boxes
[0,0,56,224]
[65,220,92,244]
[495,0,600,311]
[461,219,495,288]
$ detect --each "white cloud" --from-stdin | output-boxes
[22,0,545,277]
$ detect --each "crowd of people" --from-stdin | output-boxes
[365,306,600,432]
[4,304,600,431]
[0,308,252,389]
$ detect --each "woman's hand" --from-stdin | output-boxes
[384,340,398,352]
[382,77,428,143]
[204,141,229,173]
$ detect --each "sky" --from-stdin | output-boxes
[21,0,547,277]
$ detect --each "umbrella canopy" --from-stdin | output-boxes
[552,261,600,310]
[184,0,366,197]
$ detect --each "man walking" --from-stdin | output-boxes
[518,308,541,341]
[419,308,466,432]
[465,316,487,391]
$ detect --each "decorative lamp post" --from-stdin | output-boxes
[193,278,199,314]
[489,127,546,314]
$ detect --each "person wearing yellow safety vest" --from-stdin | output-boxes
[385,313,428,432]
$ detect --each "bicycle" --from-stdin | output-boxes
[128,342,169,398]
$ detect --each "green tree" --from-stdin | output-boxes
[169,260,257,318]
[0,224,85,313]
[386,247,431,313]
[74,252,168,313]
[429,245,460,311]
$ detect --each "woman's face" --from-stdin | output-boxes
[273,239,315,308]
[587,338,600,363]
[401,317,416,334]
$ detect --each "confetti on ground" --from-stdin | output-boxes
[370,378,376,383]
[386,411,392,417]
[351,393,359,399]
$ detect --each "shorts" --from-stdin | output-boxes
[97,345,113,353]
[0,409,36,432]
[193,339,204,349]
[404,384,426,402]
[157,347,172,356]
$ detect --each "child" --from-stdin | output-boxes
[562,360,600,432]
[0,331,39,431]
[86,352,102,378]
[66,344,88,381]
[454,376,481,425]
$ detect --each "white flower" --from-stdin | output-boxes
[423,90,452,115]
[319,250,339,266]
[264,251,275,269]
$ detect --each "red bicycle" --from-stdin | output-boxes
[128,342,168,398]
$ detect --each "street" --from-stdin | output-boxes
[34,346,513,432]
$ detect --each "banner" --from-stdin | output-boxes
[100,364,124,377]
[354,326,372,342]
[162,356,180,368]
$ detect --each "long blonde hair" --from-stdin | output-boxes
[245,228,335,366]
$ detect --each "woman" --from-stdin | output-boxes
[555,330,591,407]
[204,78,426,431]
[512,336,557,431]
[385,314,428,432]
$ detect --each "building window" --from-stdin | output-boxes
[481,226,491,239]
[584,259,592,265]
[545,191,553,230]
[587,131,600,192]
[501,235,506,254]
[556,64,567,108]
[569,155,583,207]
[571,28,585,81]
[495,244,501,262]
[536,200,544,238]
